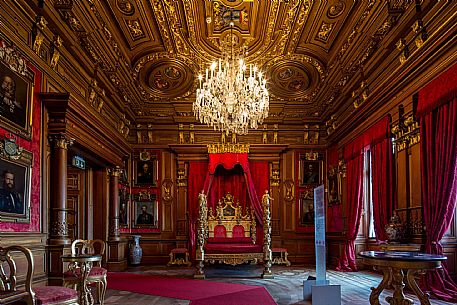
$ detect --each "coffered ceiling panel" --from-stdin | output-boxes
[44,0,441,127]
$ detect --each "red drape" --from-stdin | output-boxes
[418,65,457,301]
[207,153,265,225]
[370,116,396,242]
[337,116,394,270]
[188,154,269,259]
[336,148,364,272]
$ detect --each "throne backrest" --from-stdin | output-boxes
[206,193,256,243]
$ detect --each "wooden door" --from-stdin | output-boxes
[67,168,85,240]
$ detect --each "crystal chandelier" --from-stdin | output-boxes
[193,23,269,135]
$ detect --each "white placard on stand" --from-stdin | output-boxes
[303,185,341,305]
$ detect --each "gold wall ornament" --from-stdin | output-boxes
[396,38,409,65]
[273,124,278,144]
[32,15,47,55]
[270,167,280,187]
[284,180,295,202]
[0,135,28,161]
[162,179,173,201]
[391,106,420,152]
[189,124,195,144]
[49,135,74,150]
[207,143,250,154]
[412,19,428,48]
[338,159,346,178]
[147,124,153,143]
[262,124,268,144]
[108,166,122,177]
[50,35,63,69]
[177,168,187,187]
[231,133,237,144]
[178,124,184,144]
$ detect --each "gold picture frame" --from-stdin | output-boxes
[0,141,33,223]
[0,42,34,140]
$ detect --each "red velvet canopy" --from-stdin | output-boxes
[188,153,269,259]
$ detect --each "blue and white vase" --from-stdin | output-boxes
[129,235,143,265]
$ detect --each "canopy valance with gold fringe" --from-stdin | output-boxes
[207,143,250,154]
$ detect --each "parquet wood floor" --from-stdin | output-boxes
[104,265,454,305]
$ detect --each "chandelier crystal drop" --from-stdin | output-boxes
[193,25,269,135]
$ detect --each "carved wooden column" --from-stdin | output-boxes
[49,135,73,245]
[41,92,72,284]
[107,166,128,271]
[108,167,121,241]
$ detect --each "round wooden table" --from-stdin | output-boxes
[61,254,102,305]
[359,251,446,305]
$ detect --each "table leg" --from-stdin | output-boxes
[406,269,431,305]
[369,266,391,305]
[386,268,413,305]
[80,261,94,305]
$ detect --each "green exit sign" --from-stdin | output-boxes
[72,156,86,170]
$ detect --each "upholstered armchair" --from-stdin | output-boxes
[0,245,78,305]
[63,239,107,305]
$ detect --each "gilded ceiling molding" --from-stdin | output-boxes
[126,19,145,39]
[133,53,198,101]
[286,0,311,55]
[328,1,345,18]
[247,0,280,62]
[316,22,334,42]
[163,0,191,55]
[333,0,375,66]
[151,0,174,53]
[116,0,135,15]
[271,0,304,56]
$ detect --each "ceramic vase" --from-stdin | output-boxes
[129,235,143,265]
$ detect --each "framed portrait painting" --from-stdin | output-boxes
[0,148,32,223]
[299,160,322,186]
[0,49,34,139]
[134,159,157,186]
[134,197,158,228]
[298,189,314,226]
[119,188,129,227]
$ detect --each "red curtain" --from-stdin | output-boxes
[336,144,364,271]
[188,154,269,258]
[188,161,209,259]
[418,69,457,301]
[370,116,396,242]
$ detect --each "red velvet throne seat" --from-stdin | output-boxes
[194,192,273,279]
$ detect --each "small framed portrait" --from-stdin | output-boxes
[299,189,314,226]
[134,159,157,186]
[0,148,32,222]
[300,160,322,186]
[328,165,340,205]
[119,188,129,227]
[0,52,34,139]
[134,197,158,228]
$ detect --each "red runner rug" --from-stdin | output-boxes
[108,272,276,305]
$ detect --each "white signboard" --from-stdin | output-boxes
[314,184,326,284]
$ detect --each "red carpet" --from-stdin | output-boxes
[107,272,277,305]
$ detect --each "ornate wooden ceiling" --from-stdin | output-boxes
[43,0,438,128]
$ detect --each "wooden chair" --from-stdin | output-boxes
[0,245,78,305]
[63,239,107,305]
